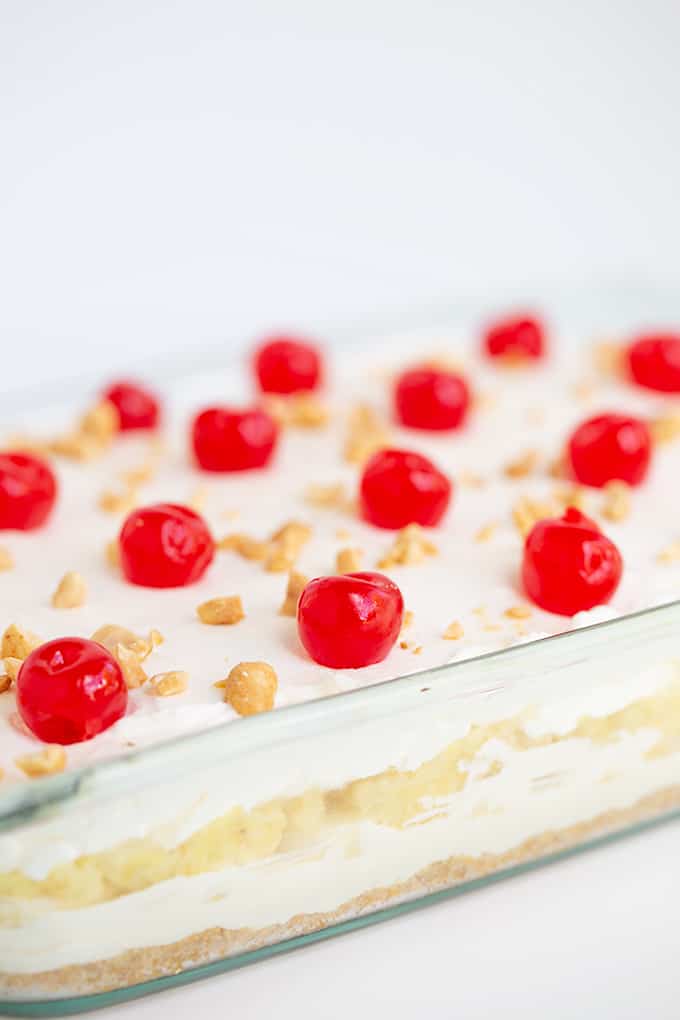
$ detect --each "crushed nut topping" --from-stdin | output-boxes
[401,610,414,631]
[265,394,330,428]
[222,661,278,716]
[336,546,363,573]
[459,471,485,488]
[504,605,532,619]
[475,522,497,543]
[548,453,567,479]
[443,620,464,640]
[344,403,390,465]
[512,496,558,538]
[120,462,156,487]
[189,486,208,512]
[105,539,120,569]
[592,340,624,377]
[92,624,162,663]
[304,482,347,508]
[601,480,631,523]
[3,657,22,682]
[1,624,41,661]
[0,674,12,694]
[147,671,189,697]
[16,745,67,777]
[0,546,14,572]
[649,409,680,445]
[279,570,309,617]
[197,595,245,626]
[51,571,87,609]
[114,644,148,689]
[265,520,312,573]
[503,450,540,479]
[552,484,586,511]
[98,488,137,514]
[657,540,680,564]
[50,400,119,461]
[219,533,270,561]
[378,524,438,568]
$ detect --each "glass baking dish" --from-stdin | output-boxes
[2,288,680,1015]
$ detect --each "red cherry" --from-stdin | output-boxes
[360,448,451,530]
[297,571,404,668]
[522,507,623,616]
[567,413,652,488]
[119,503,215,588]
[192,406,278,472]
[627,333,680,393]
[17,638,127,745]
[254,335,322,394]
[103,380,161,431]
[394,367,471,431]
[0,452,57,531]
[483,314,546,361]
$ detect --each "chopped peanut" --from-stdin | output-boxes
[92,624,161,661]
[601,480,631,523]
[105,539,120,569]
[120,462,156,487]
[79,400,119,443]
[197,596,245,626]
[265,394,330,428]
[279,570,309,617]
[218,533,270,561]
[114,644,148,689]
[475,522,497,543]
[336,547,362,573]
[16,746,67,778]
[0,674,12,694]
[304,483,347,508]
[98,488,137,514]
[265,520,312,572]
[504,450,540,479]
[3,657,22,682]
[657,540,680,564]
[378,524,437,568]
[344,404,390,465]
[504,605,532,620]
[443,620,464,640]
[459,471,485,489]
[1,624,41,661]
[649,409,680,445]
[51,571,87,609]
[223,661,278,716]
[189,486,208,512]
[401,610,414,632]
[592,340,624,377]
[512,496,557,538]
[0,546,14,572]
[147,671,189,697]
[49,433,102,461]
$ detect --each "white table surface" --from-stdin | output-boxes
[90,818,680,1020]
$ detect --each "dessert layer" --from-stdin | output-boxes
[2,334,680,785]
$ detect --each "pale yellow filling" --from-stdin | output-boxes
[2,681,680,914]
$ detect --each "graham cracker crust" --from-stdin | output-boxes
[3,783,680,1001]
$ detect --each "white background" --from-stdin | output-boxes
[2,2,680,1017]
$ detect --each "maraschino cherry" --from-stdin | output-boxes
[192,406,278,472]
[0,452,57,531]
[522,508,623,616]
[17,638,127,744]
[483,314,546,362]
[360,448,451,529]
[627,333,680,393]
[394,366,471,431]
[103,380,161,431]
[119,503,214,588]
[254,335,322,394]
[567,413,651,488]
[297,572,403,668]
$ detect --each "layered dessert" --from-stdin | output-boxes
[2,318,680,1002]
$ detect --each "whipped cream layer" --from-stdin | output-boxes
[1,329,680,787]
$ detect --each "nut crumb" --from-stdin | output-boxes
[399,640,411,650]
[378,524,437,568]
[51,571,87,609]
[592,340,624,378]
[304,483,346,509]
[189,486,208,512]
[265,521,312,572]
[512,496,557,538]
[0,674,12,694]
[1,624,41,661]
[279,570,309,617]
[105,539,120,569]
[16,745,66,778]
[335,528,352,540]
[504,605,532,619]
[197,596,245,626]
[649,409,680,445]
[443,620,464,640]
[504,450,540,479]
[401,610,414,631]
[79,400,119,444]
[412,645,423,655]
[336,547,362,573]
[344,404,390,465]
[219,533,270,561]
[92,624,162,662]
[601,480,631,522]
[459,471,485,489]
[222,661,277,716]
[3,658,22,682]
[657,540,680,564]
[266,394,330,428]
[114,643,148,689]
[475,522,497,543]
[147,671,189,697]
[0,546,14,572]
[120,462,156,487]
[98,488,137,514]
